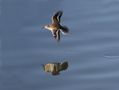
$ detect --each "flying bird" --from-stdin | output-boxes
[43,11,69,42]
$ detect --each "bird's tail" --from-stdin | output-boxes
[60,26,69,35]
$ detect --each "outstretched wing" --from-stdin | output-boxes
[60,26,69,35]
[56,30,60,42]
[52,11,63,23]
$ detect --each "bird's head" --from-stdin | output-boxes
[44,25,50,29]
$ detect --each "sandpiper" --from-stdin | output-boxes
[43,11,69,42]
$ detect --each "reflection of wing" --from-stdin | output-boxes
[52,11,63,23]
[60,61,68,71]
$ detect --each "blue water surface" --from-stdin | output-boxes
[1,0,119,90]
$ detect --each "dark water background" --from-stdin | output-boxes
[1,0,119,90]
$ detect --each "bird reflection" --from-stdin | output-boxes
[42,61,68,75]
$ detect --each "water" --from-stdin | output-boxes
[1,0,119,90]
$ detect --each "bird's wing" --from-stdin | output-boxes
[60,26,69,35]
[56,30,60,42]
[52,11,63,23]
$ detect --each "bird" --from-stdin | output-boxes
[42,61,68,75]
[43,11,69,42]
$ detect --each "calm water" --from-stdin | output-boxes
[1,0,119,90]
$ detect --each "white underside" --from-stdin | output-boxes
[45,26,67,35]
[44,26,53,31]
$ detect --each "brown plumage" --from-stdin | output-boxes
[42,61,68,75]
[44,11,69,42]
